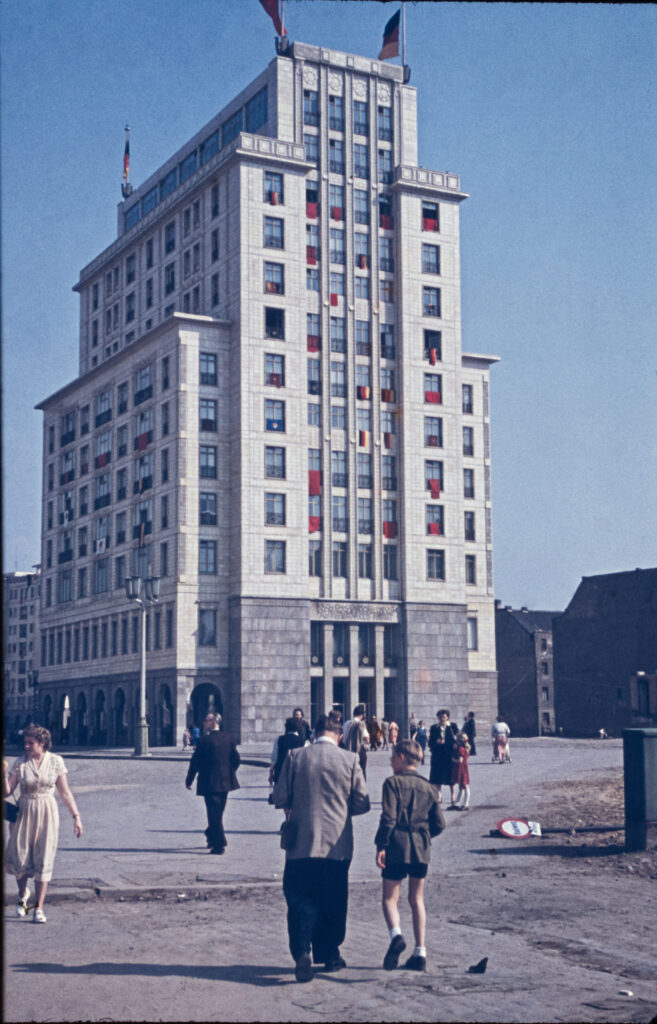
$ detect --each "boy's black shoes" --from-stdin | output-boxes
[383,934,407,970]
[295,952,313,982]
[404,954,427,972]
[323,955,346,972]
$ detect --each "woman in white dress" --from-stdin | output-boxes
[3,724,83,923]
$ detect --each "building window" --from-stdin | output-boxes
[383,545,397,581]
[265,352,285,388]
[355,277,370,300]
[200,445,217,479]
[332,450,347,488]
[423,286,441,317]
[332,541,347,578]
[94,558,110,594]
[425,416,443,448]
[378,148,393,184]
[265,446,285,479]
[378,105,392,141]
[332,405,346,430]
[199,539,217,574]
[464,469,475,499]
[200,398,217,432]
[379,236,394,272]
[354,189,369,225]
[465,554,477,584]
[332,494,348,533]
[358,543,373,579]
[307,358,321,395]
[264,216,284,249]
[358,497,372,534]
[422,244,440,274]
[463,426,474,457]
[164,221,176,253]
[426,505,444,536]
[308,403,321,427]
[306,268,319,291]
[211,229,219,262]
[329,138,344,174]
[381,323,395,360]
[424,373,442,404]
[164,262,175,295]
[380,279,394,304]
[467,617,478,651]
[355,320,370,356]
[309,540,322,577]
[303,90,319,126]
[264,170,283,204]
[329,94,344,131]
[353,100,368,136]
[304,133,319,162]
[200,492,216,526]
[265,492,286,526]
[330,272,345,297]
[198,609,216,646]
[330,361,346,398]
[382,454,395,490]
[464,511,476,541]
[330,317,346,353]
[329,228,345,265]
[462,384,474,414]
[427,549,445,581]
[424,329,442,362]
[265,539,286,573]
[353,142,369,179]
[265,307,284,339]
[200,352,217,385]
[264,262,284,295]
[265,399,285,432]
[246,84,268,132]
[422,201,440,232]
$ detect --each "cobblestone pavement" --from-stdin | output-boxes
[3,738,656,1023]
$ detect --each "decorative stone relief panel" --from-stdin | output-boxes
[352,79,367,100]
[328,73,343,93]
[377,82,392,104]
[313,602,399,622]
[303,66,319,89]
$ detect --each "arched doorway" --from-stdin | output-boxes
[191,683,223,730]
[94,690,107,746]
[114,688,129,747]
[156,684,174,746]
[76,692,88,745]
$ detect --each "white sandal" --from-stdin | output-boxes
[16,887,31,918]
[33,908,47,924]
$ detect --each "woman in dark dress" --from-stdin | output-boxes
[428,709,457,804]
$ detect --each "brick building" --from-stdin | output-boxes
[494,603,560,736]
[36,40,498,745]
[553,569,657,737]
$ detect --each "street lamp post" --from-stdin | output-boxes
[125,574,160,756]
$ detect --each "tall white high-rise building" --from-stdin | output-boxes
[37,40,498,745]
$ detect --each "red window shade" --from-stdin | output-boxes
[428,479,441,499]
[383,521,397,539]
[331,206,343,221]
[358,254,367,269]
[357,386,371,400]
[265,280,279,293]
[308,470,321,496]
[428,522,441,535]
[429,348,438,365]
[306,201,318,219]
[384,433,394,449]
[97,452,108,467]
[330,293,339,306]
[308,516,321,534]
[307,335,320,352]
[422,217,438,231]
[270,191,279,205]
[306,246,317,265]
[380,214,393,229]
[425,391,441,404]
[427,436,439,447]
[268,373,282,388]
[137,432,149,451]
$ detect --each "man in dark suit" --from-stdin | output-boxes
[273,714,370,982]
[185,713,240,854]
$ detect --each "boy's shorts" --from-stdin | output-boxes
[382,862,428,881]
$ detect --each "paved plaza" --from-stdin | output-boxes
[3,738,656,1023]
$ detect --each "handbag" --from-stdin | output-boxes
[280,819,298,850]
[5,799,19,823]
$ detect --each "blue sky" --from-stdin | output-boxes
[2,1,656,609]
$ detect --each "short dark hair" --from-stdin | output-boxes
[284,717,298,732]
[436,708,450,718]
[394,739,423,763]
[293,707,304,717]
[328,709,343,725]
[314,714,342,736]
[353,704,366,718]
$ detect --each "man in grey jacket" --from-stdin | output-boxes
[273,713,370,982]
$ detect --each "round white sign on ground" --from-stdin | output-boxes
[497,818,531,838]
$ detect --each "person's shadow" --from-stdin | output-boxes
[13,961,294,987]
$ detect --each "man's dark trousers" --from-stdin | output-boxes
[283,858,349,964]
[204,792,228,850]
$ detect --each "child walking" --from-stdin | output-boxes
[450,731,471,810]
[375,739,446,972]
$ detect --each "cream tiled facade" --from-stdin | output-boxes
[37,41,498,745]
[3,570,41,735]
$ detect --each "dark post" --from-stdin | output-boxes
[623,728,657,851]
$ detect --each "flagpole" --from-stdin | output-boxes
[280,0,285,38]
[402,2,406,66]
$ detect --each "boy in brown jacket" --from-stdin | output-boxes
[375,739,445,972]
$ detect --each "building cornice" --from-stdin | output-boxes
[391,165,467,202]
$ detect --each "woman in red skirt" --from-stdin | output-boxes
[450,732,471,810]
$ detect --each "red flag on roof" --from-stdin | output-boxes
[123,136,130,181]
[259,0,286,36]
[378,9,400,61]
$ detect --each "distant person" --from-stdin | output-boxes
[273,714,370,982]
[345,705,370,781]
[328,709,344,746]
[375,739,445,972]
[380,718,390,750]
[598,727,608,740]
[367,716,382,751]
[269,718,304,787]
[292,708,312,744]
[491,717,511,763]
[462,711,477,756]
[191,725,201,748]
[388,720,399,746]
[428,710,457,804]
[186,713,240,854]
[451,732,471,810]
[182,728,191,751]
[415,721,427,760]
[4,725,84,923]
[408,713,418,741]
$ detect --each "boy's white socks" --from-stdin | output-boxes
[389,926,402,940]
[414,946,426,957]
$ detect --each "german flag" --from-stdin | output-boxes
[378,10,400,61]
